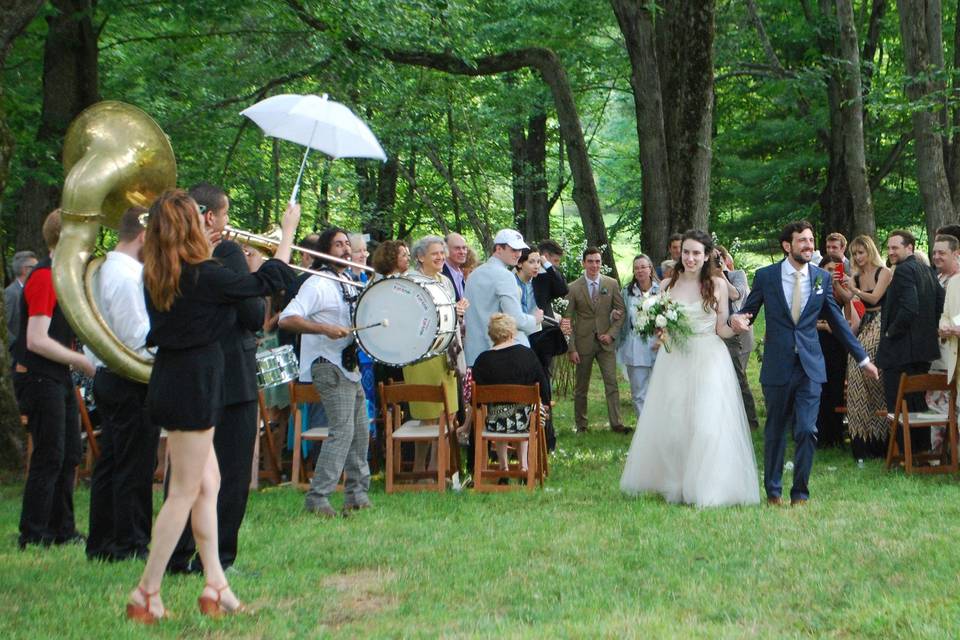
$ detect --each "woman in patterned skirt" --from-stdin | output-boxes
[838,235,892,459]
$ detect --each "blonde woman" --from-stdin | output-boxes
[471,314,550,475]
[838,235,891,459]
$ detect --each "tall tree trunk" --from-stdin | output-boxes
[369,156,398,242]
[820,80,855,243]
[0,0,45,475]
[836,0,876,238]
[897,0,955,236]
[525,108,549,242]
[508,110,549,243]
[657,0,715,232]
[949,0,960,199]
[810,1,855,242]
[14,0,100,257]
[509,122,527,232]
[610,0,672,262]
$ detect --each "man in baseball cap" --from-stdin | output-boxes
[491,228,529,251]
[463,229,541,367]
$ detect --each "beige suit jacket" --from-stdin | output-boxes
[567,274,625,355]
[940,275,960,383]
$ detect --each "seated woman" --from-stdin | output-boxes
[471,313,550,475]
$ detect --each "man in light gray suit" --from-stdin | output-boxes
[463,229,543,367]
[5,250,37,352]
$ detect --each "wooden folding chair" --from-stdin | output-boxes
[379,382,459,493]
[76,385,100,479]
[471,382,544,492]
[885,372,958,474]
[289,382,329,488]
[256,390,283,485]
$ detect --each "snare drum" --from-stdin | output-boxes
[256,344,299,388]
[353,274,456,366]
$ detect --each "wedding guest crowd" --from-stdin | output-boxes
[13,176,960,627]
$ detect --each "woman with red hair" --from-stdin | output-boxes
[125,189,298,622]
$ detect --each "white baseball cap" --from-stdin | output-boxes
[493,228,529,250]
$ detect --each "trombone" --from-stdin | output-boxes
[223,226,372,288]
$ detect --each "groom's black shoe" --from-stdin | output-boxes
[766,496,783,506]
[790,498,808,507]
[611,424,633,435]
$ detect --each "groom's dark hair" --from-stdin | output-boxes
[779,220,814,253]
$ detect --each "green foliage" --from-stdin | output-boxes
[0,0,954,263]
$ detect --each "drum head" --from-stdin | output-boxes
[355,275,450,366]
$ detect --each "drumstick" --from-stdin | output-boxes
[353,318,390,331]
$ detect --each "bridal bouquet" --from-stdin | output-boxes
[634,294,692,352]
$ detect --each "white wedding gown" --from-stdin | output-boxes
[620,299,760,507]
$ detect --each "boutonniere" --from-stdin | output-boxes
[600,287,609,296]
[813,274,824,295]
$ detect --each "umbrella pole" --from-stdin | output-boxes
[289,145,312,205]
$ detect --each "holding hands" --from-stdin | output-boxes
[729,313,752,334]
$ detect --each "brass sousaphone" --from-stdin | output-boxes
[55,101,177,383]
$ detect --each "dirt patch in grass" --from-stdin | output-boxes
[322,568,397,628]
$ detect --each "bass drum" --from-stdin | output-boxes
[354,274,456,367]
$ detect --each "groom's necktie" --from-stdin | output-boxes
[590,281,599,304]
[791,271,803,324]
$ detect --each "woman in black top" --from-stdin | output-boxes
[126,189,298,623]
[471,313,550,473]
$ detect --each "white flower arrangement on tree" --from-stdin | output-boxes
[634,293,693,353]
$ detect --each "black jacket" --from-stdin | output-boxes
[532,263,568,319]
[213,241,265,405]
[876,255,944,369]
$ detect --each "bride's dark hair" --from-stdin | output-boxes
[665,229,718,312]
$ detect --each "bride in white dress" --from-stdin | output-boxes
[620,230,760,507]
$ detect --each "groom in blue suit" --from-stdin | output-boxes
[731,221,879,505]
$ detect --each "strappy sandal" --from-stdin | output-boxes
[198,583,250,617]
[126,585,165,624]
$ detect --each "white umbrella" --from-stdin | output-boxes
[241,93,387,204]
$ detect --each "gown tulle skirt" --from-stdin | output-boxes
[620,302,760,507]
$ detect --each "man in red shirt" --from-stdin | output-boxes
[15,209,95,549]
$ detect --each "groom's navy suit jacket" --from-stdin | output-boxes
[738,260,867,386]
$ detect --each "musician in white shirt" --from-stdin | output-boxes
[85,206,159,562]
[279,227,371,518]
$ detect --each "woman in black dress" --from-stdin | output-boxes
[126,189,298,622]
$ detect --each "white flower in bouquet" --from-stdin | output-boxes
[641,295,659,311]
[655,314,668,328]
[665,309,678,322]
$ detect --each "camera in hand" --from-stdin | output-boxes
[341,341,359,372]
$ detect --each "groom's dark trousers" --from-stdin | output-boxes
[762,359,821,500]
[737,260,868,502]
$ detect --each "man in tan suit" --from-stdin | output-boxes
[567,247,628,433]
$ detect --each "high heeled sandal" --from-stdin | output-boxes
[126,585,165,624]
[198,583,249,617]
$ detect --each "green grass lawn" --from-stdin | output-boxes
[3,313,960,638]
